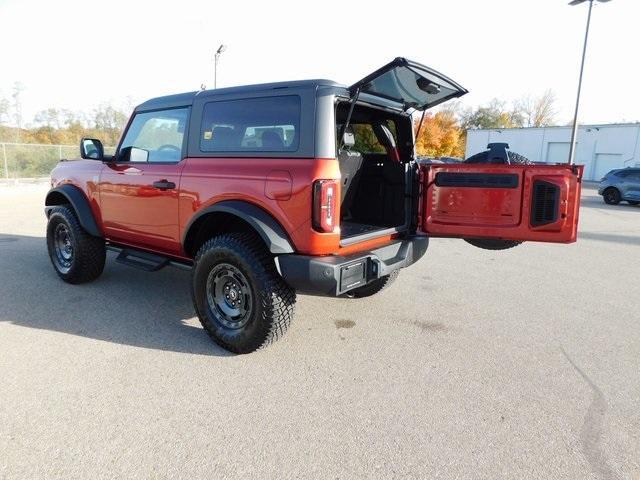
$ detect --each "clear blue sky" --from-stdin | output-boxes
[0,0,637,125]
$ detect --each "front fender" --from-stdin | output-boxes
[45,185,102,237]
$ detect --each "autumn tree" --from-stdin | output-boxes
[459,99,523,130]
[414,110,465,158]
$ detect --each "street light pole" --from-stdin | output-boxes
[567,0,610,165]
[214,44,226,89]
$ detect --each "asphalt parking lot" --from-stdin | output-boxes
[0,183,638,479]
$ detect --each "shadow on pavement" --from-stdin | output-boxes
[580,194,640,213]
[578,231,640,246]
[0,233,233,357]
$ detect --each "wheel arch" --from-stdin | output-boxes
[45,185,102,237]
[183,200,295,258]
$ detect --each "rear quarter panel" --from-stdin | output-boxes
[179,157,345,255]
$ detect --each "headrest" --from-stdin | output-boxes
[342,126,355,148]
[211,126,236,149]
[262,131,284,149]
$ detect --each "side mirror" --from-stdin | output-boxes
[118,146,149,163]
[80,138,104,160]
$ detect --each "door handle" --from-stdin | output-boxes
[153,180,176,190]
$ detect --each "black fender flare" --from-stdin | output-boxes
[45,185,102,237]
[184,200,295,255]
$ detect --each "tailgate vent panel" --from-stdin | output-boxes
[531,180,560,226]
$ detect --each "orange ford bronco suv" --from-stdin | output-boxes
[45,58,583,353]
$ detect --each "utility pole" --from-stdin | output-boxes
[567,0,611,165]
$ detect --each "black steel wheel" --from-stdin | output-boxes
[52,223,74,274]
[46,205,105,284]
[206,263,253,330]
[192,232,296,354]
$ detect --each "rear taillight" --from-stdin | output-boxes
[312,179,338,233]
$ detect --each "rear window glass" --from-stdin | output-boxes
[200,96,300,153]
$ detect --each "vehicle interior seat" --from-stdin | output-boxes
[210,126,238,150]
[262,131,284,149]
[337,126,364,219]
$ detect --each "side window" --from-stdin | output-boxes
[350,120,397,154]
[120,108,189,162]
[200,96,300,153]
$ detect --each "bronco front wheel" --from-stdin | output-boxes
[46,205,106,284]
[191,233,296,354]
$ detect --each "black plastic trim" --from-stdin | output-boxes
[530,180,561,227]
[45,185,102,237]
[183,200,295,255]
[277,236,428,296]
[435,172,519,189]
[106,245,192,271]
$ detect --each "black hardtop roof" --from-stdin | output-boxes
[135,79,343,112]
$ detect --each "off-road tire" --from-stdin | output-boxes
[464,150,531,165]
[191,233,296,354]
[603,187,621,205]
[463,149,529,250]
[344,271,399,298]
[463,238,523,251]
[627,200,639,206]
[46,205,106,284]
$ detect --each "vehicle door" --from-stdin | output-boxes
[99,107,189,254]
[419,163,584,243]
[621,169,640,201]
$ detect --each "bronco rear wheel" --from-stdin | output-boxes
[191,233,296,354]
[344,271,399,298]
[46,205,106,284]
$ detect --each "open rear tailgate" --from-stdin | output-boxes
[420,164,583,243]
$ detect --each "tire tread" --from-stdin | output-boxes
[193,233,295,353]
[46,205,105,284]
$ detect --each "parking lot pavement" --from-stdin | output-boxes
[1,183,639,479]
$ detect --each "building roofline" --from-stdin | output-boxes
[467,122,640,133]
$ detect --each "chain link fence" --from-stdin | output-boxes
[1,143,116,179]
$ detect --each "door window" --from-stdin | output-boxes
[120,108,189,163]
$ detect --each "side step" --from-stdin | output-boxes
[107,245,192,272]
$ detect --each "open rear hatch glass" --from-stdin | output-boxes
[350,57,468,111]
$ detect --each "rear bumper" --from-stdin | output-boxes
[277,236,428,296]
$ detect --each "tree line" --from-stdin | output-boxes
[1,81,558,160]
[414,89,558,159]
[0,82,129,147]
